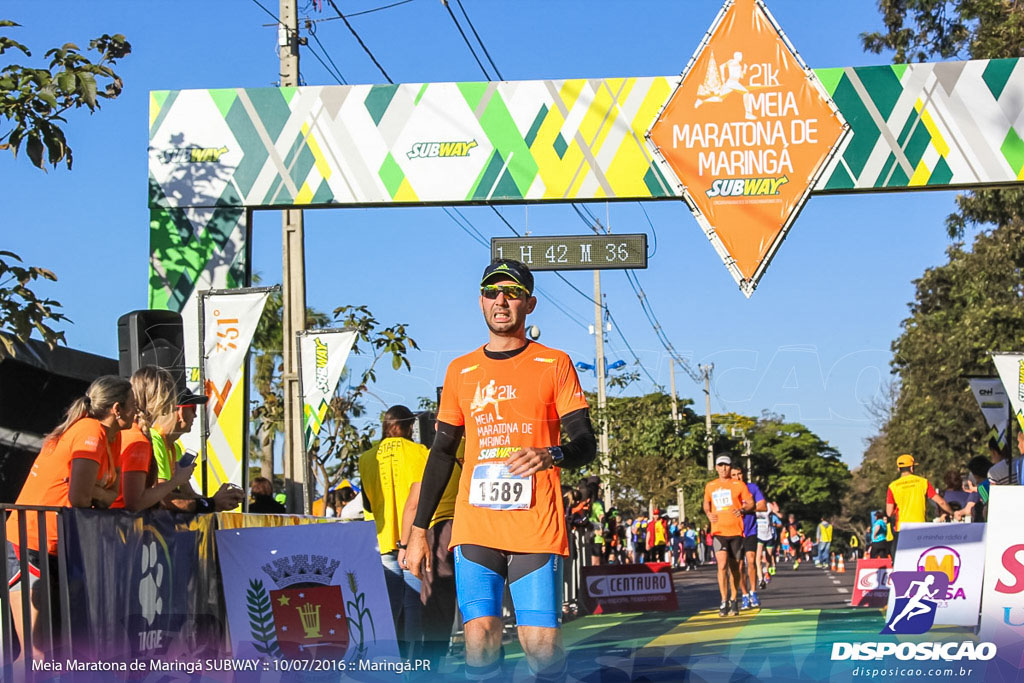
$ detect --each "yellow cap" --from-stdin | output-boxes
[896,454,915,468]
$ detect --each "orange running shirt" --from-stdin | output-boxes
[7,418,119,554]
[110,424,155,510]
[703,478,751,537]
[437,342,588,555]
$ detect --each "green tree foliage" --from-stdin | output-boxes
[862,0,1024,64]
[862,1,1024,242]
[1,20,130,169]
[308,305,419,490]
[746,416,851,524]
[0,250,69,354]
[853,1,1024,513]
[249,293,419,492]
[0,21,130,350]
[594,394,849,527]
[249,284,329,479]
[597,392,704,516]
[860,224,1024,500]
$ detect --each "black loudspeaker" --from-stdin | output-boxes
[413,411,436,448]
[117,310,186,391]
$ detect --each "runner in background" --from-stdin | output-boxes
[704,454,754,617]
[405,259,596,682]
[731,464,766,609]
[755,501,776,589]
[785,513,802,569]
[766,501,783,576]
[683,521,698,571]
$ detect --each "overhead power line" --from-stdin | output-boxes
[455,0,504,80]
[325,0,394,83]
[442,1,492,80]
[306,21,348,84]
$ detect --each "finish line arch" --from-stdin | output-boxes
[148,0,1024,492]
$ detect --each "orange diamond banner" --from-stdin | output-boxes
[648,0,847,295]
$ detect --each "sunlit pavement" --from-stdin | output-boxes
[472,562,990,682]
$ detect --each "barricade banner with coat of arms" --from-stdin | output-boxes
[215,520,398,663]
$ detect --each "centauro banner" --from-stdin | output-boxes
[195,289,270,491]
[968,376,1010,449]
[992,353,1024,432]
[297,328,357,451]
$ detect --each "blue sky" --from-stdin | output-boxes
[2,1,979,468]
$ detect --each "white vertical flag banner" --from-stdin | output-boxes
[992,353,1024,432]
[979,486,1024,673]
[197,289,270,490]
[968,377,1010,449]
[298,328,358,451]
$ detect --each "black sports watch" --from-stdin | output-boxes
[548,446,565,466]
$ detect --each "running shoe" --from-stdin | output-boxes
[719,601,729,617]
[730,599,740,616]
[740,594,751,610]
[750,592,761,608]
[794,559,800,570]
[758,578,767,590]
[768,566,776,576]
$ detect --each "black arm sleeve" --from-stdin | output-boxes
[559,408,597,470]
[412,421,464,530]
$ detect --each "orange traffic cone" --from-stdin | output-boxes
[837,555,846,573]
[830,553,837,571]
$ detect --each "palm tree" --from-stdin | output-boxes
[249,277,328,479]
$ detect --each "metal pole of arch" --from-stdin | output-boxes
[279,0,307,513]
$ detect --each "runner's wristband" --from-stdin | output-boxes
[195,497,214,513]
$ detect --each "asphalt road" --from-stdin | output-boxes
[671,554,858,615]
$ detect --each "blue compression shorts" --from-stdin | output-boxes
[454,544,564,628]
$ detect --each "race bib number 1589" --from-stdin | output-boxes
[469,463,532,510]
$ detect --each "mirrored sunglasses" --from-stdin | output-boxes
[481,283,530,300]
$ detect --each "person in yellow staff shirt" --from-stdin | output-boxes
[886,454,954,553]
[359,405,460,660]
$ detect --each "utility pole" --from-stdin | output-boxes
[594,271,611,509]
[700,363,714,470]
[670,361,685,521]
[743,436,752,482]
[669,361,679,423]
[279,0,308,513]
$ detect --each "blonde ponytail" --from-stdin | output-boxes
[45,375,132,444]
[129,366,176,434]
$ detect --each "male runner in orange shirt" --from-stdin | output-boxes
[704,453,754,616]
[405,259,596,682]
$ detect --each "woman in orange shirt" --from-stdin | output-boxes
[5,374,136,661]
[111,366,195,511]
